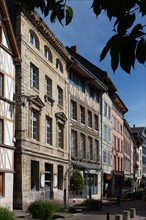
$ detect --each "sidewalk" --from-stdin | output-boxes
[14,199,146,220]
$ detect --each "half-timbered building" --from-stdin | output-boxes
[0,0,20,210]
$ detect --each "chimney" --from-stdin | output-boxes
[133,124,135,127]
[70,46,76,52]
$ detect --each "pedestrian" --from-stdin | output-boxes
[116,188,122,206]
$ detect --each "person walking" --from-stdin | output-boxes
[116,188,122,206]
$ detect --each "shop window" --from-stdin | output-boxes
[58,165,63,190]
[31,160,39,191]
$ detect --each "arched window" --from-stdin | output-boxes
[29,30,39,50]
[56,58,63,73]
[44,46,52,62]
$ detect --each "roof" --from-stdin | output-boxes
[110,93,128,114]
[0,0,20,62]
[66,46,117,92]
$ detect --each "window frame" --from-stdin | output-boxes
[45,76,52,98]
[80,133,86,159]
[44,46,52,62]
[46,116,52,145]
[71,100,77,121]
[71,130,78,158]
[0,119,3,144]
[88,111,92,128]
[30,63,39,89]
[88,137,93,161]
[31,109,39,141]
[80,106,85,125]
[94,114,99,131]
[29,30,39,49]
[57,122,64,149]
[56,59,63,73]
[31,160,39,191]
[57,86,63,107]
[0,73,4,97]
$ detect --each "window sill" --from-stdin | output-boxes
[31,87,39,93]
[57,104,63,109]
[44,95,55,106]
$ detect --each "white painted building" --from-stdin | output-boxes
[0,0,20,210]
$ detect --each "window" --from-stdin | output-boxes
[108,106,111,119]
[104,125,107,141]
[104,102,107,117]
[88,111,92,128]
[94,115,98,131]
[31,161,39,191]
[80,106,85,124]
[56,59,63,73]
[31,109,39,140]
[95,140,99,162]
[80,133,86,159]
[108,151,111,165]
[57,86,63,107]
[0,119,3,144]
[0,173,4,197]
[71,100,77,120]
[89,85,94,99]
[103,150,107,163]
[57,122,64,148]
[108,127,111,142]
[0,73,4,96]
[30,63,39,89]
[58,165,63,190]
[45,76,52,97]
[44,46,52,62]
[71,130,78,157]
[88,137,93,160]
[29,30,39,49]
[69,71,85,92]
[46,117,52,145]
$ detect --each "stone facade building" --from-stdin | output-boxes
[7,2,71,209]
[0,0,20,210]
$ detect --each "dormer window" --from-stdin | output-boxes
[56,59,63,73]
[44,46,52,62]
[29,30,39,50]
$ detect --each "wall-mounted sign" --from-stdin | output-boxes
[40,173,45,188]
[54,174,57,188]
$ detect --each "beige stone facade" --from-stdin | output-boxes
[12,6,70,209]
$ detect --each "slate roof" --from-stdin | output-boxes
[66,46,117,93]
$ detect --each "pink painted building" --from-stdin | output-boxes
[111,94,128,194]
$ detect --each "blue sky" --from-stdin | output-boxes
[40,0,146,128]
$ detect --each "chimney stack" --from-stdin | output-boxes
[70,46,76,52]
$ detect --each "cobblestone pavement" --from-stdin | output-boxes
[64,200,146,220]
[14,199,146,220]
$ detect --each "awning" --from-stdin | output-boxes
[71,161,102,172]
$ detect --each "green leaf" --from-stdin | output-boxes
[50,10,57,23]
[65,6,73,25]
